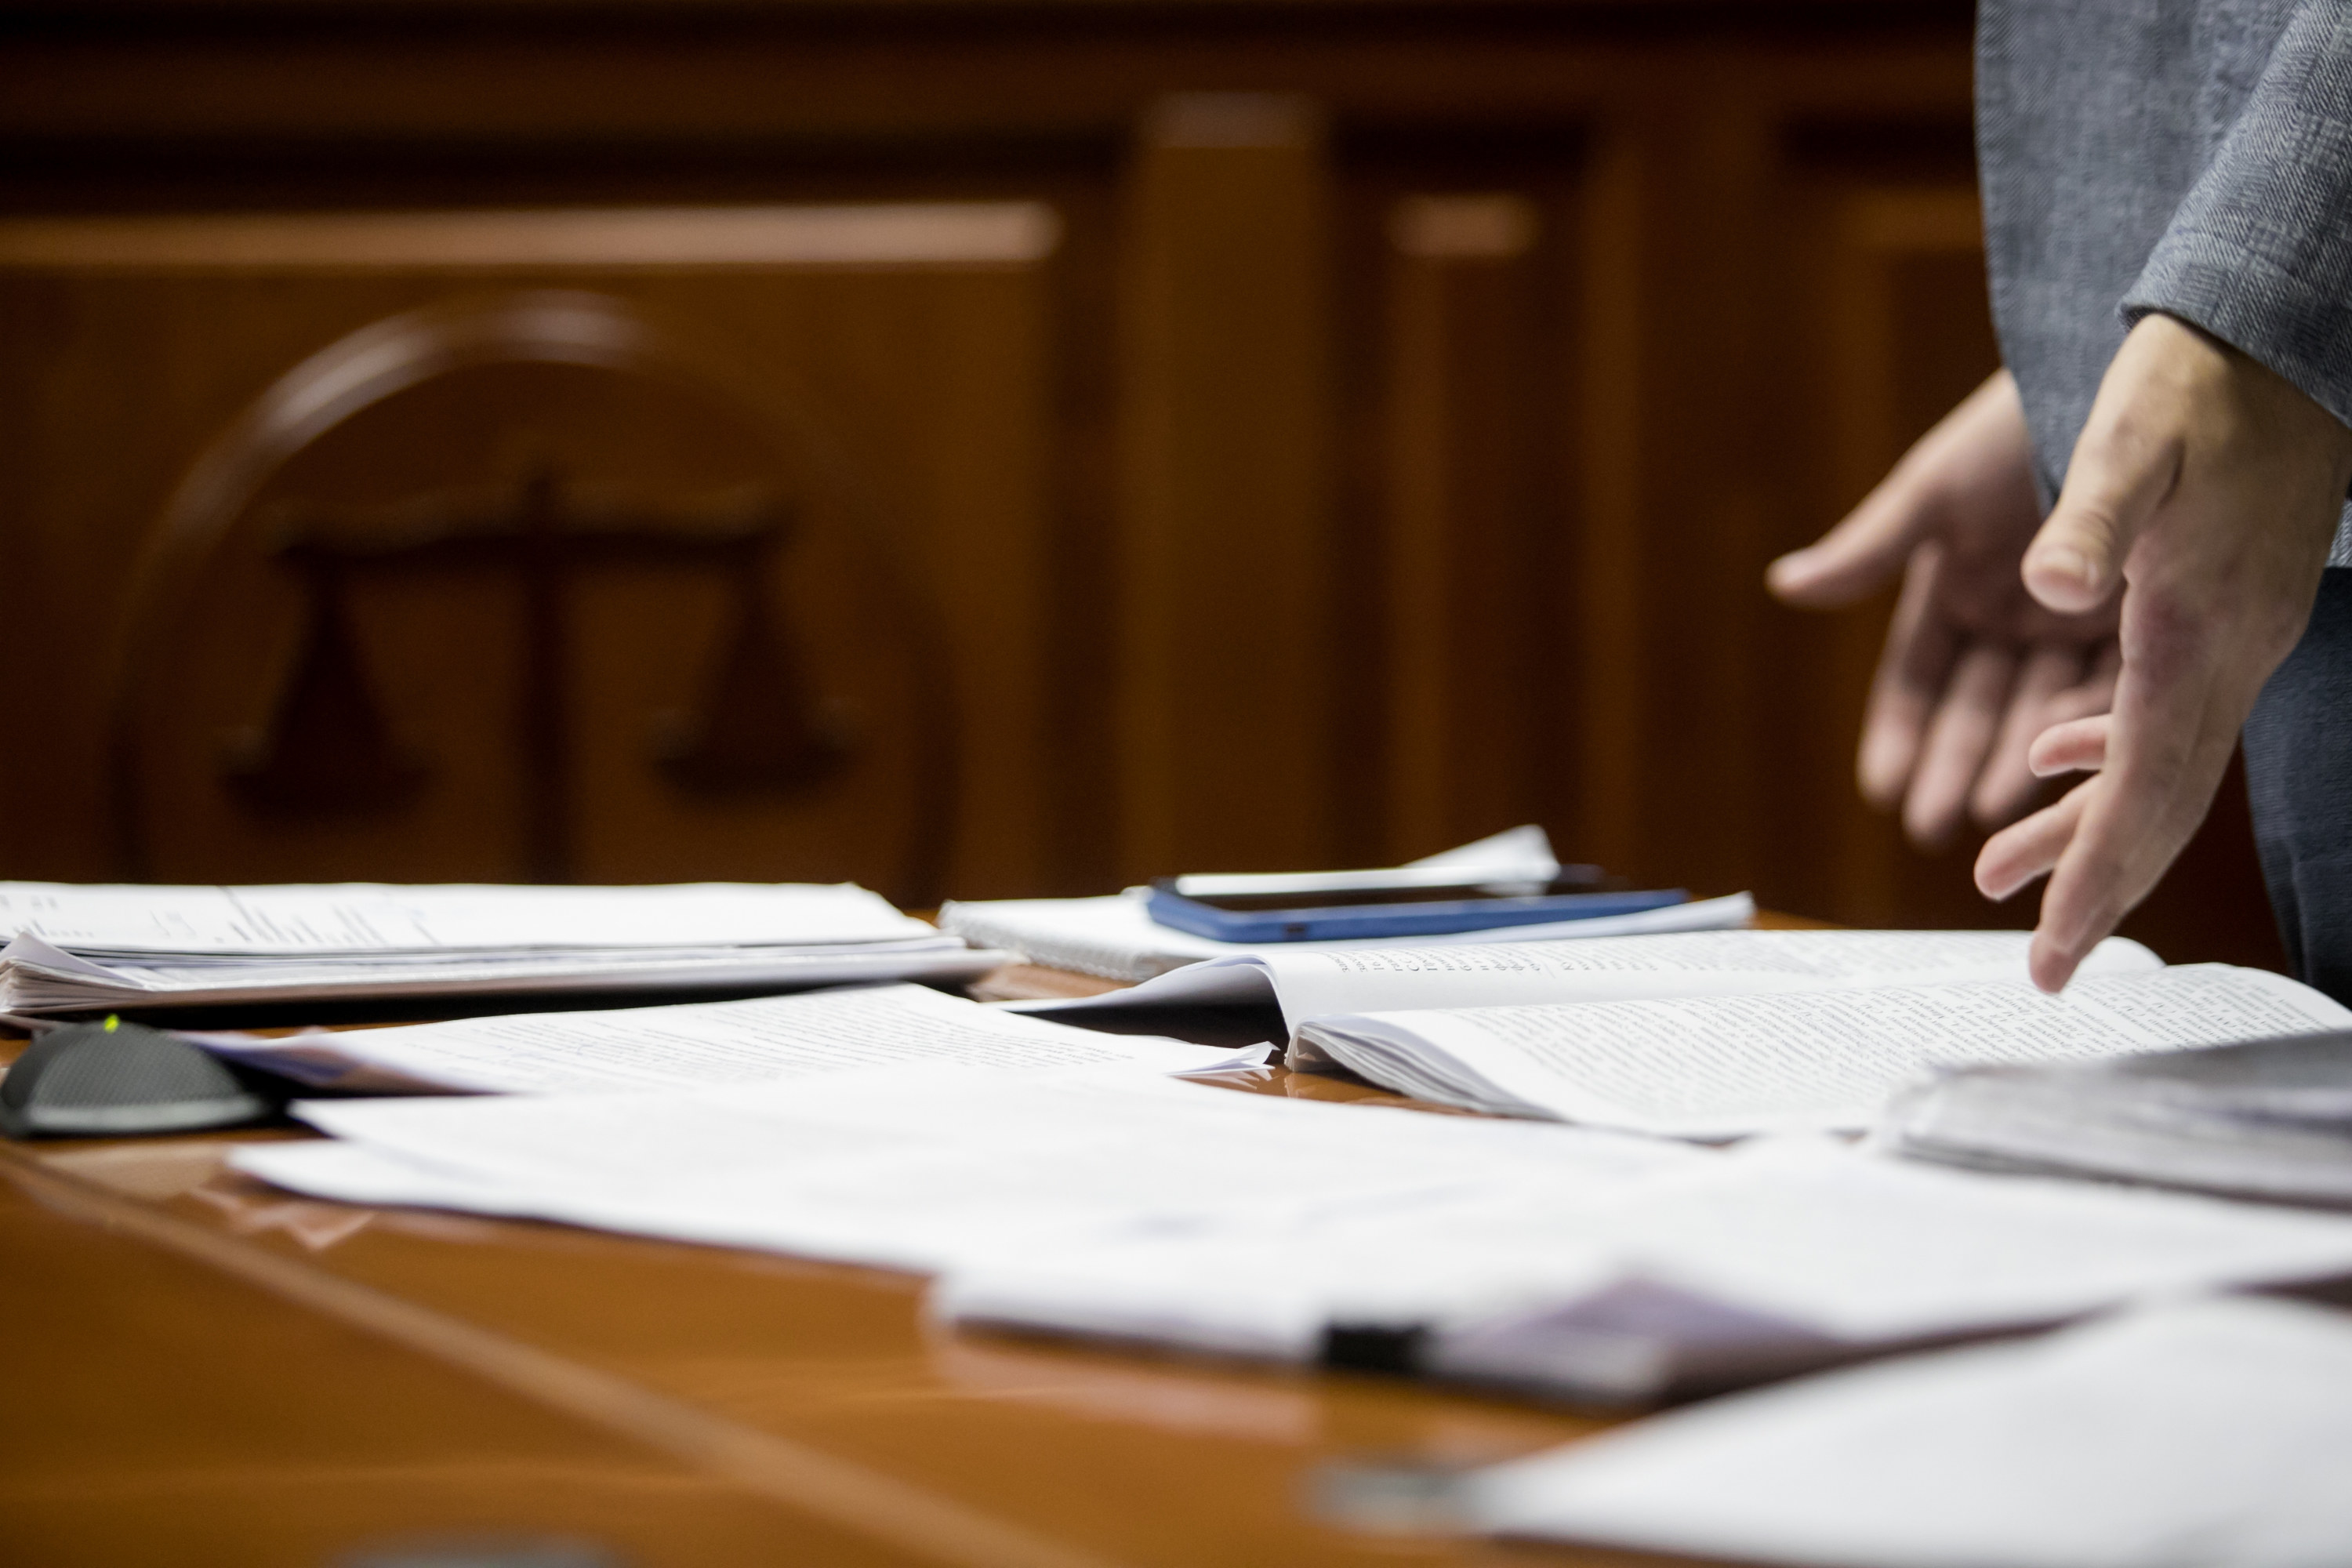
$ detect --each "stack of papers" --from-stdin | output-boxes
[1880,1025,2352,1208]
[232,1068,2352,1405]
[938,826,1754,980]
[143,849,2352,1564]
[0,881,1004,1014]
[938,1138,2352,1403]
[1463,1295,2352,1567]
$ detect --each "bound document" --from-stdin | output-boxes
[1021,926,2326,1138]
[0,880,998,1014]
[1290,962,2352,1138]
[1879,1026,2352,1207]
[1025,927,2164,1031]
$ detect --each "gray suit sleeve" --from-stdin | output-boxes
[2124,0,2352,431]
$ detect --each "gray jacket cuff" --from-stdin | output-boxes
[2122,0,2352,434]
[2126,237,2352,430]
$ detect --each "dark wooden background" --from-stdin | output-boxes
[0,0,2284,967]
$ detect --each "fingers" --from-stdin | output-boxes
[1769,466,1947,609]
[2016,622,2239,991]
[2032,788,2167,993]
[1972,641,2201,991]
[1975,778,2136,992]
[1772,371,2028,609]
[1903,644,2017,847]
[1975,779,2092,904]
[2029,716,2110,777]
[1969,315,2348,991]
[1859,553,2116,840]
[1969,643,2084,826]
[2067,642,2123,717]
[2027,616,2238,989]
[1857,548,1955,809]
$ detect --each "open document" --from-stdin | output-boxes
[938,1138,2352,1403]
[1290,963,2352,1137]
[1464,1295,2352,1567]
[939,826,1751,981]
[189,983,1271,1093]
[1015,927,2161,1033]
[0,880,998,1013]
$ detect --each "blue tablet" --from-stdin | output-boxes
[1144,884,1690,944]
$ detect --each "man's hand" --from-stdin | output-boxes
[1976,315,2352,989]
[1769,372,2121,848]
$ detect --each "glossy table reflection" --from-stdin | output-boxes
[2,935,1830,1567]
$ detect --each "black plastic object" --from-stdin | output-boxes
[1321,1322,1429,1375]
[0,1020,286,1138]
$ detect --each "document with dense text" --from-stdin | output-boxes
[0,880,991,1013]
[1019,927,2161,1033]
[1292,964,2352,1136]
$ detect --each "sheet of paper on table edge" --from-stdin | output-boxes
[1459,1294,2352,1568]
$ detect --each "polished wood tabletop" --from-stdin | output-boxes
[0,928,1839,1566]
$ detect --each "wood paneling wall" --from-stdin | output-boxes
[0,1,2283,964]
[0,213,1064,905]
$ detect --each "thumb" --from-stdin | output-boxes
[2026,399,2180,617]
[1775,370,2030,608]
[1767,479,1936,608]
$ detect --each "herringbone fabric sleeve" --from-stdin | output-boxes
[2125,1,2352,434]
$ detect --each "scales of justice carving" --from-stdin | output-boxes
[111,292,958,896]
[223,468,852,886]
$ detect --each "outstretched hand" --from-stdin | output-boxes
[1976,316,2352,989]
[1772,318,2352,991]
[1768,371,2120,848]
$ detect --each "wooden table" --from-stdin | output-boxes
[2,931,1840,1566]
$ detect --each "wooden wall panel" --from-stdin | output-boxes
[1118,93,1337,880]
[5,2,2274,961]
[0,209,1065,905]
[1599,88,1781,898]
[1570,127,1649,880]
[1772,179,1998,932]
[1352,174,1582,869]
[1380,191,1563,862]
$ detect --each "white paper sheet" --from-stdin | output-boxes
[199,982,1268,1092]
[1298,964,2352,1136]
[937,1138,2352,1365]
[1465,1295,2352,1568]
[234,1069,1700,1274]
